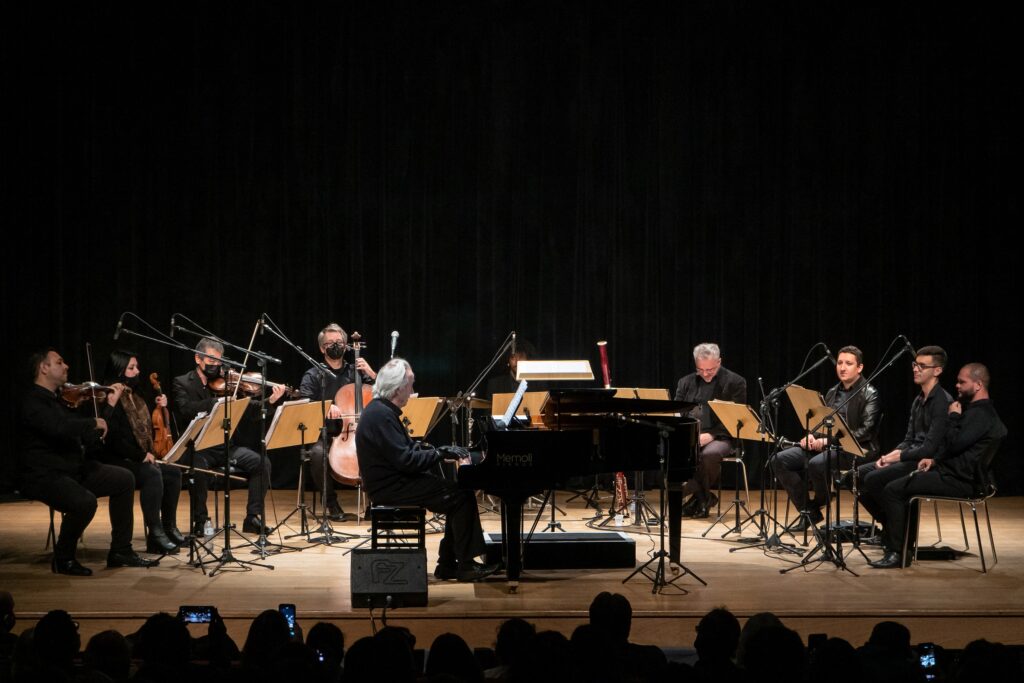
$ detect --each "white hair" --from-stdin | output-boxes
[692,343,721,362]
[373,358,412,400]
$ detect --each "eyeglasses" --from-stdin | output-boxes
[912,362,939,370]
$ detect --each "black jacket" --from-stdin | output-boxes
[171,370,218,428]
[18,385,103,486]
[936,398,1006,490]
[673,366,747,441]
[822,376,881,459]
[354,398,443,498]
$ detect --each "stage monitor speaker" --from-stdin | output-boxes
[350,548,428,608]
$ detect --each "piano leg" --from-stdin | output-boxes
[500,498,524,593]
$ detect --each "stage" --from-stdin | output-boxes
[2,490,1022,649]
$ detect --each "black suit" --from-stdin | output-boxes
[171,370,270,521]
[355,398,485,567]
[18,385,136,561]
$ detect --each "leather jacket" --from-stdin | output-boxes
[822,376,880,459]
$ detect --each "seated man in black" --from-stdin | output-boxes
[18,348,156,575]
[870,362,1006,568]
[297,323,376,522]
[671,342,747,519]
[355,358,498,582]
[172,337,285,535]
[773,345,880,530]
[857,345,952,530]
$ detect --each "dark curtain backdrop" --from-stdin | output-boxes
[4,2,1020,493]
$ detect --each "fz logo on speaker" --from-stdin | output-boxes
[370,559,409,586]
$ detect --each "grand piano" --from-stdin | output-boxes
[457,389,698,590]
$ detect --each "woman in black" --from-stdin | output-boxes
[100,350,183,553]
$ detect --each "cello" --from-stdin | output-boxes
[328,332,373,485]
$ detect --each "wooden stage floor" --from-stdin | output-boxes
[3,490,1023,649]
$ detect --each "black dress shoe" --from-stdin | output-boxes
[146,529,180,554]
[192,517,212,537]
[457,561,500,582]
[242,516,273,535]
[869,551,904,569]
[326,508,357,523]
[433,564,458,580]
[51,557,92,576]
[680,495,701,517]
[164,525,186,546]
[107,550,159,568]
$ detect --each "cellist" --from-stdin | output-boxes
[98,350,184,554]
[297,323,377,522]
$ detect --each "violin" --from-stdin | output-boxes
[149,373,174,457]
[208,370,301,399]
[60,382,114,409]
[328,332,372,485]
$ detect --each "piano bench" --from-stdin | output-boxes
[370,506,427,551]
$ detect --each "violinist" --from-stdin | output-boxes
[297,323,377,521]
[171,338,286,536]
[97,350,184,554]
[17,348,157,575]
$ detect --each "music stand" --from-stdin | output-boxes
[191,397,273,576]
[264,399,331,548]
[402,397,445,437]
[780,386,863,576]
[701,400,773,539]
[164,413,216,569]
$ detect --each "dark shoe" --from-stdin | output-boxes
[164,525,186,546]
[51,557,92,576]
[869,551,904,569]
[433,564,458,581]
[689,493,720,519]
[786,509,823,532]
[146,529,180,554]
[680,495,701,517]
[326,506,357,523]
[456,561,500,583]
[242,516,273,535]
[192,516,212,537]
[107,550,159,568]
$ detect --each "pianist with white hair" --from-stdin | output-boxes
[355,358,500,582]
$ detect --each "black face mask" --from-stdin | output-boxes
[202,363,222,379]
[325,343,346,360]
[122,374,141,389]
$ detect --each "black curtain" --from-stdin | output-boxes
[4,2,1020,494]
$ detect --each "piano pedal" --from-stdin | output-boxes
[669,561,680,574]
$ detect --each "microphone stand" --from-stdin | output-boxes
[621,415,706,593]
[780,336,914,574]
[234,318,302,558]
[729,350,834,557]
[259,315,358,546]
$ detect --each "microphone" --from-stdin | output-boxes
[259,314,266,336]
[900,335,916,358]
[390,330,399,359]
[511,330,516,356]
[113,312,126,341]
[169,314,177,339]
[823,343,836,363]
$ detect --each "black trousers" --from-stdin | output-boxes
[306,439,341,510]
[880,470,974,555]
[184,445,270,520]
[369,473,485,566]
[106,459,181,533]
[774,446,859,512]
[857,460,917,526]
[23,461,135,560]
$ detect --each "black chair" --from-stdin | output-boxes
[901,434,1005,573]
